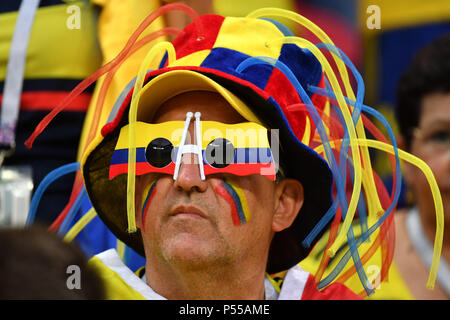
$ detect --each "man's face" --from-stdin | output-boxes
[134,91,290,271]
[405,93,450,223]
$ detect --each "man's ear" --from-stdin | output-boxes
[272,179,304,232]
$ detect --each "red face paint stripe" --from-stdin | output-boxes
[204,163,276,180]
[110,160,275,180]
[109,162,175,179]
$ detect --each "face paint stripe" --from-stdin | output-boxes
[214,183,242,226]
[203,163,276,180]
[109,162,175,179]
[224,180,251,222]
[141,181,157,231]
[220,181,247,224]
[110,162,276,180]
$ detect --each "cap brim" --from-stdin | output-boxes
[136,70,262,124]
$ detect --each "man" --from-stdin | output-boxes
[81,11,362,299]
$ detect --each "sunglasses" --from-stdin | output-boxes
[109,112,276,180]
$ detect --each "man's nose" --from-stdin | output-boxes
[173,152,208,193]
[173,119,207,193]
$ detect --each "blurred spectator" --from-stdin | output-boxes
[394,34,450,299]
[0,226,104,299]
[164,0,213,29]
[0,1,102,226]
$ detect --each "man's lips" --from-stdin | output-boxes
[169,205,208,219]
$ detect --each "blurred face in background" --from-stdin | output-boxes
[403,92,450,228]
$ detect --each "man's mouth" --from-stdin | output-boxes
[169,205,208,220]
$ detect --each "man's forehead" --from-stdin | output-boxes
[150,91,248,124]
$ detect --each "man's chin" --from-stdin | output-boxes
[160,234,227,269]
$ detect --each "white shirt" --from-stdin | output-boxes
[94,249,311,300]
